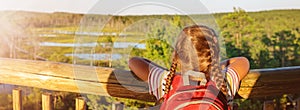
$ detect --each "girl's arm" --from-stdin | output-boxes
[128,57,166,81]
[221,57,250,81]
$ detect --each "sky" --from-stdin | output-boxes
[0,0,299,15]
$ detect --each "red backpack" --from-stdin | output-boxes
[160,71,231,110]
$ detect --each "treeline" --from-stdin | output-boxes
[2,9,300,69]
[1,11,83,27]
[217,8,300,68]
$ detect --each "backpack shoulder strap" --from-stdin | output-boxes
[183,70,207,86]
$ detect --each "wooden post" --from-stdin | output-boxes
[42,93,53,110]
[297,98,300,110]
[264,100,275,110]
[112,102,124,110]
[76,97,86,110]
[13,89,22,110]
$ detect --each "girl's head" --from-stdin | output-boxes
[165,25,227,95]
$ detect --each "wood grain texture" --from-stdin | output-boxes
[238,66,300,99]
[13,89,22,110]
[0,58,156,102]
[42,93,53,110]
[75,97,86,110]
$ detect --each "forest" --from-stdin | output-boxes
[0,8,299,109]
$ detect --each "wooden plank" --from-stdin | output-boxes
[13,89,22,110]
[238,66,300,99]
[42,93,53,110]
[0,58,143,86]
[0,58,155,101]
[75,97,86,110]
[0,68,156,102]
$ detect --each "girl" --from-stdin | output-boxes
[128,25,249,109]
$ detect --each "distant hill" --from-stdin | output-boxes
[1,9,299,29]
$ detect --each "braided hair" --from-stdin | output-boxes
[163,25,228,97]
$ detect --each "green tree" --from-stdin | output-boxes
[262,30,300,67]
[219,8,264,68]
[86,95,113,110]
[144,24,176,68]
[144,37,172,68]
[53,91,78,110]
[23,88,42,110]
[219,7,255,48]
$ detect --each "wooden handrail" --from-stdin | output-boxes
[0,58,300,102]
[0,58,156,102]
[238,66,300,99]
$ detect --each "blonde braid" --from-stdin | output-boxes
[164,54,178,95]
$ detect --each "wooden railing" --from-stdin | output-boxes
[1,58,300,109]
[11,89,86,110]
[238,66,300,99]
[0,58,155,101]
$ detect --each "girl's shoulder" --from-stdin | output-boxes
[149,64,168,74]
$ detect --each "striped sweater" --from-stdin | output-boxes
[148,66,240,100]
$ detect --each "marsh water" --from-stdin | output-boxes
[40,42,145,60]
